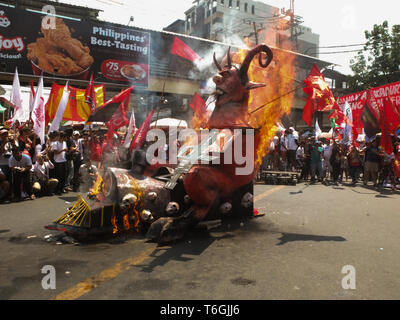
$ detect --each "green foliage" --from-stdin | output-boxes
[349,21,400,91]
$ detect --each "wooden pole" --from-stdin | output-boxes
[249,84,305,115]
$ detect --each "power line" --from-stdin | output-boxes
[317,43,366,49]
[317,49,363,54]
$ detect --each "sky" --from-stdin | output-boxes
[59,0,400,75]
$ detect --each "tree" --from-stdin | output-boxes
[349,21,400,92]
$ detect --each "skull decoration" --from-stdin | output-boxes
[120,193,138,211]
[241,192,253,208]
[140,209,153,222]
[165,202,180,216]
[147,192,157,201]
[219,202,232,214]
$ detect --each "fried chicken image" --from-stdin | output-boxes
[27,18,93,75]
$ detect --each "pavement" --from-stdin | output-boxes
[1,180,400,300]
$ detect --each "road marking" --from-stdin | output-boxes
[254,185,285,203]
[53,245,156,300]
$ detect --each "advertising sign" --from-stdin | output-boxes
[0,6,150,86]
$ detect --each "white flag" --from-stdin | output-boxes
[123,109,136,148]
[31,74,43,113]
[31,75,45,144]
[10,68,28,124]
[49,83,70,133]
[315,118,322,138]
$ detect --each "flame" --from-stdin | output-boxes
[233,28,297,168]
[111,213,118,234]
[89,173,104,196]
[127,176,143,231]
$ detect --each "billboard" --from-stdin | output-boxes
[0,6,150,87]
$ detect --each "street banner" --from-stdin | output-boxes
[339,81,400,135]
[0,6,150,86]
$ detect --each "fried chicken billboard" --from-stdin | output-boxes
[0,6,149,86]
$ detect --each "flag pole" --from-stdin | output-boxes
[249,84,305,115]
[154,81,166,129]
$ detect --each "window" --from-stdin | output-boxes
[236,1,240,9]
[251,5,255,14]
[244,2,248,12]
[229,0,232,8]
[221,0,224,4]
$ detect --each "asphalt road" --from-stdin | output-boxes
[1,181,400,300]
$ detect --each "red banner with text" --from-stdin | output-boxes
[339,81,400,135]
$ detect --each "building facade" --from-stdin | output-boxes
[183,0,320,58]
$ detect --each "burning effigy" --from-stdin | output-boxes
[45,43,285,244]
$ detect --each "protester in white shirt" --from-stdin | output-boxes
[51,132,68,195]
[32,154,59,197]
[284,127,299,171]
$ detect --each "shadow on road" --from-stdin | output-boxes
[138,230,234,273]
[276,233,347,246]
[289,184,310,195]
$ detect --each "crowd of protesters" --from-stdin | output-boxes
[263,127,400,190]
[0,122,131,203]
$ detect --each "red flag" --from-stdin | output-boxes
[86,86,134,123]
[189,92,206,114]
[379,104,393,155]
[129,109,155,152]
[302,64,338,127]
[383,98,400,133]
[105,91,130,141]
[171,36,202,62]
[85,73,96,112]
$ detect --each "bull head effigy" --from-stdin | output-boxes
[212,44,273,107]
[208,44,273,129]
[147,44,275,243]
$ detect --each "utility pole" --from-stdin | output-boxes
[253,21,259,44]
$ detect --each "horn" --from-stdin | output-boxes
[227,47,232,69]
[213,52,222,71]
[239,44,273,83]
